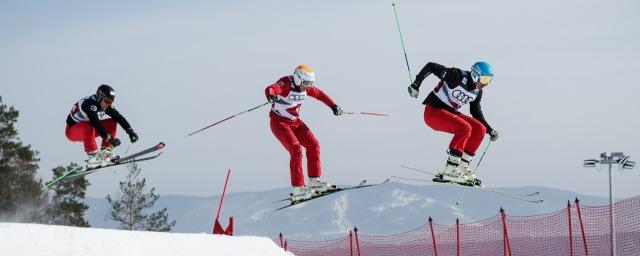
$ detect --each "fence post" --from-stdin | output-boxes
[502,209,506,255]
[575,198,589,255]
[429,217,438,256]
[278,233,284,248]
[567,201,574,256]
[354,226,361,256]
[349,231,354,256]
[500,208,512,256]
[456,218,460,256]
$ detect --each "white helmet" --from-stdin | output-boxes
[293,64,315,86]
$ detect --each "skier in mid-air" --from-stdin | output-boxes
[265,64,344,201]
[65,84,139,168]
[407,61,499,186]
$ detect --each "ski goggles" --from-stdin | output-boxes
[301,80,314,86]
[479,75,493,85]
[102,97,115,104]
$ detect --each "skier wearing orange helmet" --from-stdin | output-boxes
[265,64,344,202]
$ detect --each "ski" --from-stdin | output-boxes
[112,142,166,163]
[60,152,163,183]
[62,142,165,183]
[40,147,110,191]
[273,179,390,212]
[400,164,542,197]
[391,175,543,204]
[271,180,368,203]
[41,142,166,191]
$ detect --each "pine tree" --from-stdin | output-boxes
[0,96,47,222]
[106,162,175,231]
[45,163,90,227]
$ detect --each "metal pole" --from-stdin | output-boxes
[585,152,633,255]
[607,155,616,256]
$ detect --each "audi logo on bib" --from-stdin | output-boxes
[288,94,305,101]
[451,90,474,104]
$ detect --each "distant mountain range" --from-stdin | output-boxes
[84,182,611,240]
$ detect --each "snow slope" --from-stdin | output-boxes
[0,222,292,256]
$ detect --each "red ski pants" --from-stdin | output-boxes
[270,117,321,187]
[65,119,118,153]
[423,105,486,155]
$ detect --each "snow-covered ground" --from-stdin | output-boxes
[0,222,292,256]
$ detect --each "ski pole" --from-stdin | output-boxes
[187,102,270,137]
[474,140,492,171]
[343,111,391,117]
[400,164,439,176]
[392,2,412,83]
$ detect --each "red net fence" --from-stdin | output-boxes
[275,195,640,256]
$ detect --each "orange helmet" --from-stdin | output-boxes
[293,64,315,86]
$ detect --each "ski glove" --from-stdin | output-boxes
[267,95,278,104]
[408,83,420,98]
[332,105,344,116]
[107,136,121,147]
[127,129,139,143]
[488,129,499,141]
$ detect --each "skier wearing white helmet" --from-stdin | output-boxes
[408,61,499,186]
[265,64,344,202]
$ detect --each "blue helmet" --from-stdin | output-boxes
[470,61,494,85]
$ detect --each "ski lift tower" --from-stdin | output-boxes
[583,152,635,256]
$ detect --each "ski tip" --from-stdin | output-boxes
[156,142,166,149]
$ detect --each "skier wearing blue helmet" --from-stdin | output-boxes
[407,61,499,186]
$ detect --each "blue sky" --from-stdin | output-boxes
[1,0,639,199]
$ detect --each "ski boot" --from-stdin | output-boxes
[438,167,471,186]
[460,166,482,187]
[307,177,337,193]
[290,186,318,202]
[433,152,472,186]
[460,152,482,187]
[86,147,115,168]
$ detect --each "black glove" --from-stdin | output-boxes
[127,128,139,143]
[107,136,121,147]
[408,82,420,98]
[488,129,499,141]
[332,105,344,116]
[267,95,278,103]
